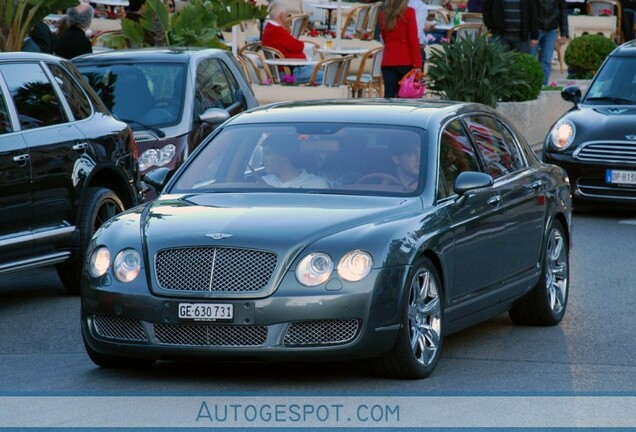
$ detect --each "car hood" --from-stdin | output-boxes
[567,105,636,142]
[139,193,423,256]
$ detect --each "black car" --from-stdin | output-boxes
[543,40,636,208]
[72,48,258,198]
[81,99,572,379]
[0,52,141,294]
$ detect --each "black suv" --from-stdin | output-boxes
[0,52,141,294]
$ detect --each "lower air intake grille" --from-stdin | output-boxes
[93,315,147,342]
[283,319,360,347]
[154,323,267,346]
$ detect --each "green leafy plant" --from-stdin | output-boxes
[501,52,543,102]
[427,34,529,107]
[121,0,268,48]
[564,34,616,79]
[1,0,76,51]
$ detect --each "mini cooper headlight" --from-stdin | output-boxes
[296,252,333,286]
[550,120,576,151]
[88,246,110,277]
[113,249,141,282]
[338,250,373,282]
[138,144,176,171]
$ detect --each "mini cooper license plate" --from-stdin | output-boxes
[178,303,233,321]
[606,169,636,185]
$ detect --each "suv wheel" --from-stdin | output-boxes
[57,187,125,294]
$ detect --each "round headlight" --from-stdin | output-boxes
[138,144,176,171]
[113,249,141,282]
[88,246,110,277]
[338,250,373,282]
[550,120,576,151]
[295,252,333,286]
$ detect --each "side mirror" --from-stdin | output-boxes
[144,167,172,193]
[199,108,230,125]
[453,171,494,196]
[561,85,582,108]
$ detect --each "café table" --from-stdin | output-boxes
[263,59,320,67]
[307,3,352,31]
[317,46,370,57]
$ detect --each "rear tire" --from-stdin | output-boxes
[372,257,444,379]
[57,187,125,295]
[509,220,569,326]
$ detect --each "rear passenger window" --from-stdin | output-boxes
[0,63,66,130]
[464,116,519,179]
[0,87,12,134]
[49,63,91,120]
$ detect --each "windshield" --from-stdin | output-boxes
[171,124,428,196]
[78,62,186,127]
[585,56,636,105]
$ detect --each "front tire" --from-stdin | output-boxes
[509,220,569,326]
[57,187,125,295]
[372,257,444,379]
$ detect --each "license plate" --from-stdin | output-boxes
[178,303,233,321]
[606,169,636,185]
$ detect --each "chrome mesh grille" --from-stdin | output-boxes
[93,315,147,341]
[155,247,277,292]
[574,142,636,163]
[154,323,267,346]
[283,319,360,347]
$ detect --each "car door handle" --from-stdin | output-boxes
[531,180,543,191]
[487,195,501,207]
[73,142,88,152]
[13,153,30,164]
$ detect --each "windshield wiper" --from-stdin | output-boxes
[119,118,166,138]
[585,96,635,105]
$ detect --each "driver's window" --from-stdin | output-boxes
[195,59,233,115]
[439,119,480,194]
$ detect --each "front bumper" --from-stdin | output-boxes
[544,151,636,204]
[81,267,408,362]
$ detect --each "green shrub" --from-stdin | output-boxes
[427,34,530,107]
[501,52,543,102]
[564,34,616,79]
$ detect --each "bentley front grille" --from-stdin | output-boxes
[154,323,268,346]
[574,141,636,163]
[283,319,360,347]
[155,247,277,293]
[93,315,148,342]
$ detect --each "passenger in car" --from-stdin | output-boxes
[260,132,330,188]
[391,141,421,190]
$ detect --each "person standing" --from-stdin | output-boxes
[408,0,436,68]
[30,21,55,54]
[531,0,568,85]
[380,0,422,98]
[55,2,93,59]
[482,0,539,53]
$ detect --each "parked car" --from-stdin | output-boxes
[81,99,572,379]
[72,48,258,198]
[0,52,141,294]
[543,40,636,208]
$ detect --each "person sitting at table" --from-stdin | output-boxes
[262,1,323,84]
[55,2,93,59]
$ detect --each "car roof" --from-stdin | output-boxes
[0,52,66,63]
[611,40,636,56]
[72,47,230,65]
[226,99,498,128]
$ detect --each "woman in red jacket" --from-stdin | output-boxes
[380,0,422,97]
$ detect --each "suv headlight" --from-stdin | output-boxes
[296,252,333,286]
[139,144,176,171]
[549,120,576,151]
